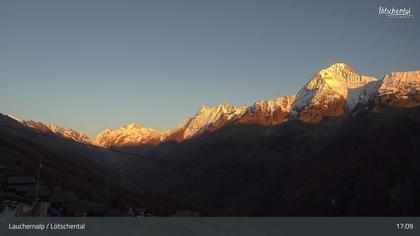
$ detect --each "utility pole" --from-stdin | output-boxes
[34,156,42,206]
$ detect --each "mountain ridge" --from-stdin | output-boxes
[92,63,419,147]
[8,63,420,147]
[7,117,90,143]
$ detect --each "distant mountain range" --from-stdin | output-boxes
[2,62,420,216]
[8,63,420,147]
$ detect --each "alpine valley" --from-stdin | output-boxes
[1,63,419,216]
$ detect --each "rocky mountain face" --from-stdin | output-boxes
[167,104,248,141]
[165,96,296,141]
[10,118,90,143]
[238,96,296,125]
[45,124,90,143]
[378,71,420,108]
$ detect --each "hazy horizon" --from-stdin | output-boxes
[1,0,419,136]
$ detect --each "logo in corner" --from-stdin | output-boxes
[379,6,414,19]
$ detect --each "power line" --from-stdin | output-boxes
[0,123,238,179]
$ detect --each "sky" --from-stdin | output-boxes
[0,0,419,137]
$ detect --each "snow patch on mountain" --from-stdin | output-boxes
[176,104,247,139]
[378,71,420,108]
[46,124,90,143]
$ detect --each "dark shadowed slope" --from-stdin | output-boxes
[120,106,420,216]
[0,114,202,215]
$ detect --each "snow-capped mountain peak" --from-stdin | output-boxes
[92,122,168,147]
[292,63,377,123]
[122,122,142,129]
